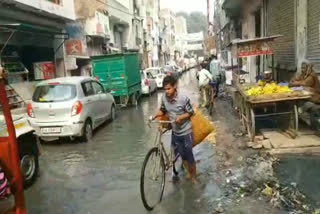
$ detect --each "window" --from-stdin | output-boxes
[82,82,94,96]
[32,84,76,103]
[92,81,104,94]
[146,72,153,79]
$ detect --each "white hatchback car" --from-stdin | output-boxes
[141,70,157,95]
[27,77,116,142]
[146,67,165,88]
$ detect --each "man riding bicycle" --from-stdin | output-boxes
[197,63,213,108]
[152,76,198,183]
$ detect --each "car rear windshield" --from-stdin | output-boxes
[149,69,160,76]
[165,66,174,71]
[32,84,76,103]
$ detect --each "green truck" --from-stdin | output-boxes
[91,53,141,106]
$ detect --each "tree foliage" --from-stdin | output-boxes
[176,11,207,33]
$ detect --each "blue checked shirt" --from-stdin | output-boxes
[160,92,194,136]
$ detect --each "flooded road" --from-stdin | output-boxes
[25,70,220,214]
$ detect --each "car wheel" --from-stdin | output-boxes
[81,119,93,143]
[19,149,39,188]
[110,105,116,121]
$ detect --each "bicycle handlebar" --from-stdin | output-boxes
[148,116,174,127]
[150,120,174,124]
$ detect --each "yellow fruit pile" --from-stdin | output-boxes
[246,83,292,96]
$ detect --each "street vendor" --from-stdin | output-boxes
[290,61,320,131]
[290,61,320,104]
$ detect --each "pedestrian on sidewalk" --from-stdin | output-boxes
[209,55,221,97]
[152,76,198,184]
[198,63,212,108]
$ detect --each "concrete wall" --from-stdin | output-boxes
[108,0,134,49]
[9,0,75,20]
[242,12,257,83]
[296,0,307,72]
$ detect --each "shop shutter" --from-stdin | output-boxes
[267,0,295,69]
[307,0,320,72]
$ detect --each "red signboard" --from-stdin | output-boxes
[237,40,273,58]
[238,50,273,57]
[65,40,83,56]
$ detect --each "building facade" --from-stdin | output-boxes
[160,9,176,62]
[0,0,75,82]
[175,16,188,59]
[140,0,161,68]
[65,0,110,76]
[216,0,320,83]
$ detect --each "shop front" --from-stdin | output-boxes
[0,23,68,105]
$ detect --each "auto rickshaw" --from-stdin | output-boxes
[0,66,26,213]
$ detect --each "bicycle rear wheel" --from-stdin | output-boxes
[140,147,166,211]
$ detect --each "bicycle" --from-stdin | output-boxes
[140,119,180,211]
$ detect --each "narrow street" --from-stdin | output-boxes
[24,70,220,214]
[2,0,320,213]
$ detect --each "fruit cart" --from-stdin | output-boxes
[229,35,312,141]
[238,85,311,141]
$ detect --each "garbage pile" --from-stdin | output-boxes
[214,153,317,213]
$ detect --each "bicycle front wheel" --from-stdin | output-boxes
[140,147,166,211]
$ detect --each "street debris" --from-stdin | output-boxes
[262,184,273,197]
[213,153,317,213]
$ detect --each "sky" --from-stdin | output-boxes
[160,0,207,14]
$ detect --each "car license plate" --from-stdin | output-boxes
[41,127,61,134]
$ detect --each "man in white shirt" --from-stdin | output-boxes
[210,55,221,97]
[197,63,212,107]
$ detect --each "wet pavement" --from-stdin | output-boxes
[275,155,320,208]
[24,70,220,214]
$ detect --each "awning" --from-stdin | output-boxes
[0,23,68,38]
[0,23,69,55]
[231,35,282,45]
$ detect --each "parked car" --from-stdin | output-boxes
[27,77,116,143]
[164,65,180,79]
[146,67,165,88]
[0,113,41,188]
[141,70,157,95]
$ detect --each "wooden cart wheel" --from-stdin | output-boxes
[241,98,247,131]
[246,108,255,142]
[240,102,247,132]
